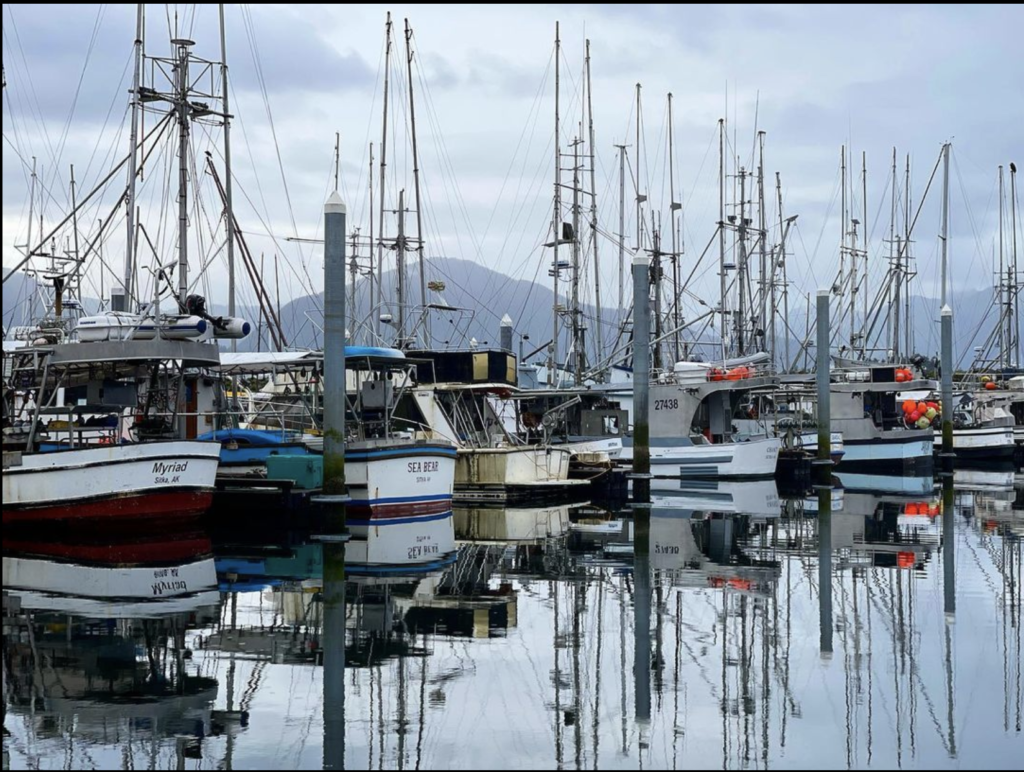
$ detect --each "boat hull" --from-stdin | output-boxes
[346,441,457,527]
[933,426,1016,461]
[455,446,574,488]
[622,437,782,479]
[2,442,220,525]
[835,434,935,474]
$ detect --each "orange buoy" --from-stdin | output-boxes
[985,381,997,390]
[725,366,750,381]
[897,551,915,569]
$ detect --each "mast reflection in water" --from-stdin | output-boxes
[3,476,1021,769]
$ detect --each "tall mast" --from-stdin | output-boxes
[368,141,374,343]
[940,142,950,308]
[585,39,603,375]
[68,164,81,310]
[757,131,767,355]
[397,188,406,345]
[999,165,1006,367]
[890,148,900,359]
[635,84,643,252]
[26,157,36,261]
[1010,161,1020,366]
[668,92,681,362]
[552,21,561,377]
[219,3,236,347]
[405,18,428,345]
[572,135,584,379]
[775,172,791,368]
[616,144,626,314]
[737,166,748,356]
[861,151,868,358]
[904,154,913,355]
[123,2,144,311]
[376,13,393,340]
[839,146,847,350]
[718,119,728,354]
[174,37,194,303]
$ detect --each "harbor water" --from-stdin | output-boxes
[3,474,1021,770]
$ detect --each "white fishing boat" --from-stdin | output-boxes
[3,340,228,525]
[2,31,249,526]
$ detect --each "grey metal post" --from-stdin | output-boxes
[500,314,513,353]
[940,305,954,474]
[632,252,652,503]
[815,290,832,484]
[323,192,348,505]
[940,143,950,308]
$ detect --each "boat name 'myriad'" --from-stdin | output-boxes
[153,461,189,475]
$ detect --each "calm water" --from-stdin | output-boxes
[3,472,1021,770]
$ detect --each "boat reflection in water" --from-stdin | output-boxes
[2,528,224,767]
[5,468,1021,770]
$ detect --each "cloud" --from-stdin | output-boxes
[4,2,1022,313]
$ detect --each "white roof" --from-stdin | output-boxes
[218,350,322,374]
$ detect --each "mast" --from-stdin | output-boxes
[890,148,900,359]
[668,92,681,362]
[219,3,236,347]
[757,131,767,355]
[719,119,728,354]
[397,188,407,346]
[586,40,604,375]
[616,144,626,314]
[1010,161,1020,366]
[861,151,869,358]
[940,142,950,308]
[122,3,144,311]
[839,146,847,351]
[26,156,36,258]
[174,37,194,303]
[999,165,1006,367]
[376,13,393,340]
[904,154,913,355]
[572,135,584,379]
[775,171,789,368]
[737,165,748,356]
[850,215,859,355]
[635,83,643,252]
[368,141,374,341]
[405,18,428,345]
[552,21,561,377]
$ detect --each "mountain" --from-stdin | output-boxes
[3,261,1003,367]
[272,257,629,364]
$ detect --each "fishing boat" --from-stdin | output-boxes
[402,348,583,500]
[3,340,225,525]
[208,347,459,534]
[2,29,250,525]
[629,361,782,479]
[813,364,936,474]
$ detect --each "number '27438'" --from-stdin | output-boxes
[654,398,678,411]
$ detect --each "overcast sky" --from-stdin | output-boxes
[3,3,1022,330]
